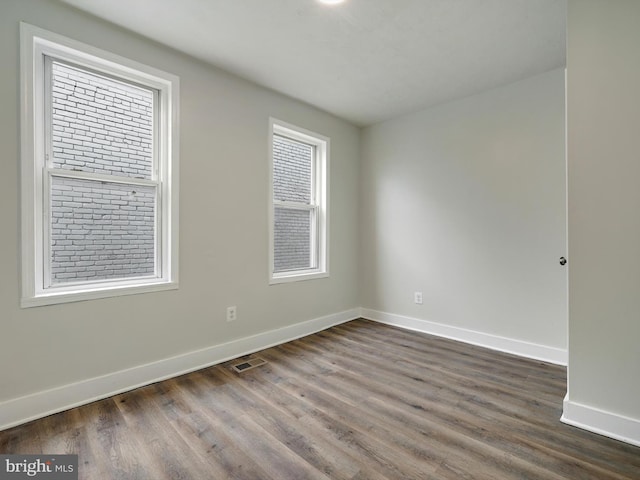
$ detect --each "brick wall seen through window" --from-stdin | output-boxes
[49,61,157,284]
[272,135,314,273]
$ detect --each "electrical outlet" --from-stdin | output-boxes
[226,306,237,322]
[414,292,423,305]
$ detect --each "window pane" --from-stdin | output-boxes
[273,134,313,204]
[50,176,156,284]
[51,61,154,179]
[274,207,313,273]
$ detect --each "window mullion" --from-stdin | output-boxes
[47,168,159,188]
[310,144,319,269]
[41,56,53,291]
[155,180,162,278]
[43,55,53,169]
[154,88,163,278]
[153,88,160,181]
[273,200,313,211]
[310,144,317,206]
[310,205,318,269]
[42,167,52,290]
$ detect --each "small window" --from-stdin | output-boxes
[20,24,179,307]
[269,119,329,283]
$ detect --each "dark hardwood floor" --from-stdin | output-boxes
[1,319,639,479]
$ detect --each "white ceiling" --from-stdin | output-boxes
[60,0,567,126]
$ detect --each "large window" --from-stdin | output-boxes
[269,119,329,283]
[20,24,179,307]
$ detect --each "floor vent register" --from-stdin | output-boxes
[231,357,268,373]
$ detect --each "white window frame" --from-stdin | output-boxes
[269,118,329,284]
[20,23,179,307]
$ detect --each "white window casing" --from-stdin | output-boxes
[20,23,179,307]
[269,118,329,284]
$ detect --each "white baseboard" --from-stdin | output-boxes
[361,308,567,365]
[0,308,359,431]
[561,395,640,447]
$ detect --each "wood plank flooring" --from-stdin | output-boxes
[1,319,639,479]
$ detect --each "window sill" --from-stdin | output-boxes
[21,280,178,308]
[270,270,329,285]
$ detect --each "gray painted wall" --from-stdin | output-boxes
[0,0,360,404]
[360,68,567,350]
[567,0,640,422]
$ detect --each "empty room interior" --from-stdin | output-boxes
[1,0,639,478]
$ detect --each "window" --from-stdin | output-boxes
[20,23,179,307]
[269,119,329,283]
